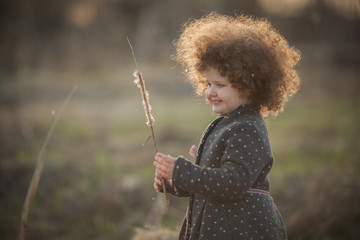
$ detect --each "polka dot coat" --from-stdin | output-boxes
[166,105,287,240]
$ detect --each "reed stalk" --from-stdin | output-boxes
[127,37,169,204]
[18,85,78,240]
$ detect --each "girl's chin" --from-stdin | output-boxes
[211,106,225,114]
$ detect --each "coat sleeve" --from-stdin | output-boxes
[160,180,190,197]
[172,121,273,201]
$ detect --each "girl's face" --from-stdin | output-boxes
[205,68,249,115]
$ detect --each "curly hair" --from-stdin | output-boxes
[173,12,301,116]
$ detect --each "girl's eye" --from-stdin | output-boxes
[206,82,225,88]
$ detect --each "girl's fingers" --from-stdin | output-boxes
[154,154,165,164]
[154,152,175,180]
[155,152,175,164]
[155,170,163,179]
[156,167,167,177]
[154,158,172,171]
[154,161,167,174]
[156,167,171,180]
[154,159,167,174]
[154,175,163,192]
[154,176,162,185]
[189,145,197,157]
[154,182,161,192]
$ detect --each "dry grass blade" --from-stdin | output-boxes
[127,36,169,204]
[18,85,78,240]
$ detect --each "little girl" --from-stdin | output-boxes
[153,12,300,240]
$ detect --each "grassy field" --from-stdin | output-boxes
[0,59,359,239]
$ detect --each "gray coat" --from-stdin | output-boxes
[166,104,287,240]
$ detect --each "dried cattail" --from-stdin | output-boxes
[133,70,158,152]
[133,70,155,128]
[127,36,169,204]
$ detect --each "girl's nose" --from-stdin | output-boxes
[206,85,216,96]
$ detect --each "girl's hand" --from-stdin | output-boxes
[153,152,176,180]
[153,170,163,192]
[189,145,197,162]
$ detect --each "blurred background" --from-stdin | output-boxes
[0,0,359,239]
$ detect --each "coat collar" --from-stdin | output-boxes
[220,104,259,120]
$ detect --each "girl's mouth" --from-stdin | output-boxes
[210,99,222,105]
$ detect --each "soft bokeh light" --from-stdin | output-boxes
[257,0,311,16]
[66,2,97,28]
[325,0,360,19]
[258,0,360,19]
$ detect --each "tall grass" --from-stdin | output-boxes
[18,85,78,240]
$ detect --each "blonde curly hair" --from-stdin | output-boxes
[173,12,301,116]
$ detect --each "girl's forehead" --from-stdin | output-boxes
[204,68,229,82]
